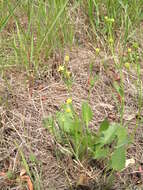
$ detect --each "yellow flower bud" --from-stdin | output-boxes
[128,48,132,53]
[58,65,64,72]
[105,16,108,20]
[64,55,69,62]
[109,38,114,44]
[95,48,100,54]
[110,18,115,23]
[66,108,71,113]
[124,62,130,70]
[66,71,71,78]
[133,42,138,49]
[66,98,72,104]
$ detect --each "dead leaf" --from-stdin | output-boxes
[139,166,143,173]
[125,158,135,168]
[20,168,26,177]
[0,172,6,176]
[114,74,120,82]
[117,94,122,103]
[21,175,33,190]
[123,113,136,121]
[77,174,88,186]
[29,88,33,97]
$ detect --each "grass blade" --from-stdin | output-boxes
[0,0,21,33]
[38,0,69,51]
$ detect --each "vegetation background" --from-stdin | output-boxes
[0,0,143,189]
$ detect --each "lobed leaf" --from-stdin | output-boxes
[100,123,118,145]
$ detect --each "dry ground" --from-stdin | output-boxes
[0,45,143,190]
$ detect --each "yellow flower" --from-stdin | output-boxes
[66,108,71,113]
[133,42,138,49]
[58,65,64,72]
[95,48,100,54]
[66,71,71,78]
[105,16,108,20]
[66,98,72,104]
[109,38,114,44]
[110,18,115,23]
[124,62,130,69]
[64,55,69,62]
[128,48,132,53]
[105,16,114,23]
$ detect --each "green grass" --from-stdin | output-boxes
[81,0,143,45]
[1,1,143,71]
[0,0,74,73]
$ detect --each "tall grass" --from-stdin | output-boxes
[1,1,143,124]
[81,0,143,45]
[1,0,74,72]
[1,1,143,71]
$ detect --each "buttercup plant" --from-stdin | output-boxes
[58,55,73,90]
[105,16,115,51]
[43,98,130,171]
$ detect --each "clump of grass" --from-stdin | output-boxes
[81,0,143,45]
[1,0,74,73]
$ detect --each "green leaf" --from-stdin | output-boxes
[113,82,124,97]
[43,116,60,139]
[99,118,109,132]
[57,112,74,133]
[0,0,21,33]
[111,147,126,171]
[89,75,98,87]
[94,147,109,159]
[89,62,93,73]
[82,102,93,127]
[43,117,53,133]
[100,123,118,145]
[6,170,15,180]
[43,116,54,129]
[116,126,128,146]
[29,153,37,163]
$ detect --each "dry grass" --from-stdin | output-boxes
[0,44,143,189]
